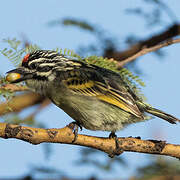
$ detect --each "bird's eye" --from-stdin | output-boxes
[29,63,37,70]
[37,66,51,72]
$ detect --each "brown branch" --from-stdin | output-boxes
[105,24,180,61]
[0,122,179,159]
[0,84,50,115]
[118,38,180,67]
[0,84,29,92]
[0,92,44,115]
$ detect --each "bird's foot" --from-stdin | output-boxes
[67,122,82,143]
[108,132,123,158]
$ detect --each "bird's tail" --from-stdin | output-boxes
[137,101,180,124]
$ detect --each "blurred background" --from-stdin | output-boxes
[0,0,180,179]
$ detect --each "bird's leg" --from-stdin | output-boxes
[67,121,82,143]
[108,131,123,158]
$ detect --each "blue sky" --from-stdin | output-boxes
[0,0,180,179]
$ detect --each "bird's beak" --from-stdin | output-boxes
[6,68,33,83]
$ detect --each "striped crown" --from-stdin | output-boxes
[21,50,83,81]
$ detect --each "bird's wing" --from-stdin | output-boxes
[58,62,143,118]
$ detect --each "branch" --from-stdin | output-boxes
[118,38,180,67]
[0,92,44,115]
[0,84,51,115]
[0,84,29,92]
[0,122,179,159]
[105,24,180,61]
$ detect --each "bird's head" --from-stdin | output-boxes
[6,50,68,84]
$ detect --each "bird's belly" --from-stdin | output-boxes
[50,92,139,132]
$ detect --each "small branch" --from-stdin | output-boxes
[0,84,50,116]
[0,84,29,92]
[0,92,44,115]
[105,24,180,61]
[118,38,180,67]
[0,122,179,159]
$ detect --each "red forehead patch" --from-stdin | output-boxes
[22,54,30,63]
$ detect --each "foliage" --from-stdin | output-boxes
[137,157,180,180]
[1,38,40,67]
[48,18,96,32]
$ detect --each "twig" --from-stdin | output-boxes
[0,84,29,92]
[118,38,180,67]
[105,24,180,60]
[0,92,44,115]
[0,122,179,158]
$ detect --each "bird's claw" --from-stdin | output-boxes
[108,132,123,158]
[67,122,82,143]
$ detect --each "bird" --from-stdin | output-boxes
[6,50,180,143]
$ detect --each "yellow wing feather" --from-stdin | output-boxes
[64,77,143,118]
[97,94,136,115]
